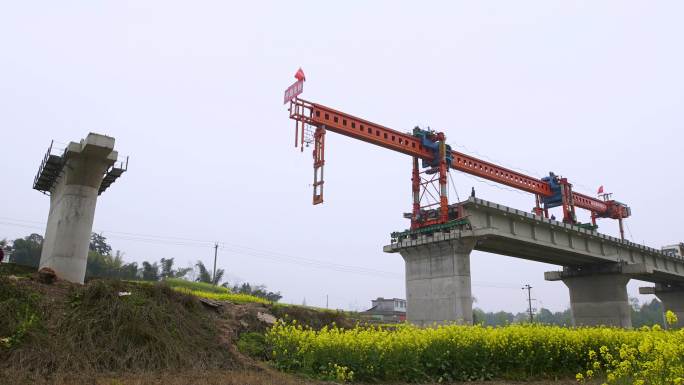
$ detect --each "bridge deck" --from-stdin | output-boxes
[385,197,684,284]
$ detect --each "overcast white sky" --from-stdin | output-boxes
[1,1,682,312]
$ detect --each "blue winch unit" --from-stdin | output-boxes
[412,127,453,171]
[541,172,563,208]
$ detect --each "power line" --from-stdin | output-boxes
[625,222,635,242]
[0,216,522,288]
[448,142,601,195]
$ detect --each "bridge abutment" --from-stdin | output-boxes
[388,238,475,326]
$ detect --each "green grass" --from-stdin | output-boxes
[1,279,234,376]
[0,263,37,277]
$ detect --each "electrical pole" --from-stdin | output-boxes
[326,294,329,309]
[522,284,534,322]
[212,242,218,285]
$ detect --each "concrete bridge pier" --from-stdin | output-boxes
[546,266,633,328]
[34,133,125,284]
[639,284,684,327]
[391,238,475,326]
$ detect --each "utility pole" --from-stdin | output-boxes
[522,284,534,322]
[212,242,218,285]
[326,294,329,309]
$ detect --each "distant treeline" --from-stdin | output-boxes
[474,298,665,328]
[1,232,282,302]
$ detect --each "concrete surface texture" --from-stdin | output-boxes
[561,274,632,328]
[38,133,119,284]
[398,239,475,326]
[385,197,684,327]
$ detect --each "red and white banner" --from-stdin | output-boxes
[283,79,304,104]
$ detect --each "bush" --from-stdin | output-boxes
[0,277,40,349]
[237,332,267,359]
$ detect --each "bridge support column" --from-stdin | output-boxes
[640,284,684,328]
[546,267,632,328]
[36,133,123,284]
[389,238,475,326]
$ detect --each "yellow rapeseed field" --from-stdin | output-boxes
[266,315,684,384]
[173,287,271,305]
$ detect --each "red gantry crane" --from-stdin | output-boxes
[284,71,631,239]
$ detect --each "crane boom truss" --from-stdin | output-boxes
[289,97,629,236]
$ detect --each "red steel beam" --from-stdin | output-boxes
[292,98,614,216]
[573,192,609,213]
[450,151,552,196]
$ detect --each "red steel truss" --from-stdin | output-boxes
[288,97,630,237]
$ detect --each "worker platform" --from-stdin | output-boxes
[34,140,127,195]
[384,197,684,327]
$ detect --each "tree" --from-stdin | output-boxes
[8,233,43,268]
[85,250,139,280]
[0,239,7,260]
[632,298,664,327]
[89,233,112,256]
[535,308,572,326]
[159,258,192,280]
[86,250,122,278]
[141,261,160,281]
[195,260,223,285]
[228,282,283,302]
[118,261,139,280]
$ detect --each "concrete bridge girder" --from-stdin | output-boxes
[384,197,684,328]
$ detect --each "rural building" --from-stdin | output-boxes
[361,297,407,323]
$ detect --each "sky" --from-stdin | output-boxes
[1,1,682,312]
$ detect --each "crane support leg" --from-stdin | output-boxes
[618,214,625,241]
[533,194,543,217]
[560,179,577,224]
[312,127,325,205]
[438,140,449,224]
[411,157,420,229]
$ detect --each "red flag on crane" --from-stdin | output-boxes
[597,185,604,195]
[295,67,306,81]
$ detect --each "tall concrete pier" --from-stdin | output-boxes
[545,266,633,328]
[399,239,475,325]
[385,197,684,327]
[33,133,126,284]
